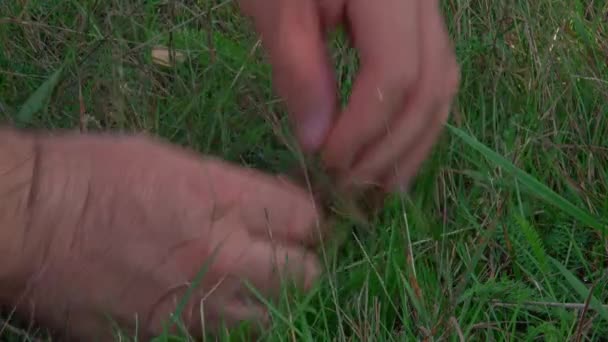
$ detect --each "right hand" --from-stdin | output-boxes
[8,132,322,340]
[239,0,460,192]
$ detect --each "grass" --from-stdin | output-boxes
[1,0,607,340]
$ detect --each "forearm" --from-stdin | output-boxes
[0,127,38,302]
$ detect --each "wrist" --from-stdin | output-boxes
[0,127,40,303]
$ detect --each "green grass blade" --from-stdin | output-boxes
[550,257,608,322]
[16,67,64,125]
[447,124,606,234]
[244,281,305,338]
[158,242,223,339]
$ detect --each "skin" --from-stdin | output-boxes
[0,0,459,339]
[1,130,321,340]
[240,0,460,191]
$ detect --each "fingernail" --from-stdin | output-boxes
[295,108,332,152]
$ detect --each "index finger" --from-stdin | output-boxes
[238,170,326,247]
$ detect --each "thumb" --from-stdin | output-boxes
[240,0,337,152]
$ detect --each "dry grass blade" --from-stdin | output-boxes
[262,105,384,248]
[151,46,186,67]
[287,154,386,249]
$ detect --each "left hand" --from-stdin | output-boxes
[239,0,460,192]
[4,132,322,340]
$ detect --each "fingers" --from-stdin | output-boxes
[239,174,325,248]
[235,238,320,299]
[322,0,420,173]
[198,159,324,247]
[203,223,318,336]
[238,0,459,194]
[240,0,337,151]
[323,0,459,191]
[383,103,452,191]
[345,1,457,188]
[202,298,270,336]
[220,299,270,331]
[205,215,320,300]
[142,281,268,338]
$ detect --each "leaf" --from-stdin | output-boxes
[447,124,606,234]
[515,215,549,273]
[550,257,608,322]
[17,67,63,125]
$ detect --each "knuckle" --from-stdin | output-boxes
[276,175,314,211]
[298,198,321,234]
[274,175,321,238]
[379,65,419,95]
[294,197,318,228]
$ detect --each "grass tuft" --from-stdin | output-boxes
[1,0,607,340]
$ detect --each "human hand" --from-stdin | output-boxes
[239,0,460,191]
[6,132,321,340]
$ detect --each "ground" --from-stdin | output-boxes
[1,0,607,340]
